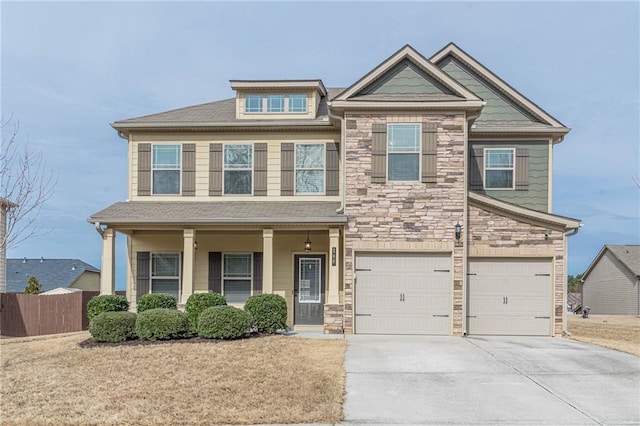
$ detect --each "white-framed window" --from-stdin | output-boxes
[387,124,420,181]
[267,95,285,112]
[223,253,253,304]
[151,252,181,302]
[295,143,325,194]
[484,148,515,189]
[224,144,253,195]
[289,94,307,113]
[245,95,262,113]
[152,144,181,194]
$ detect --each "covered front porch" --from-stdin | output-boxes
[90,201,346,332]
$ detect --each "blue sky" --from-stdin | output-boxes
[2,1,638,289]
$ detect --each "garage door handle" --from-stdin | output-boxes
[535,273,551,276]
[355,268,371,271]
[355,313,371,317]
[434,269,450,272]
[466,315,477,318]
[535,316,550,319]
[433,314,449,318]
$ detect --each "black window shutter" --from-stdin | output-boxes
[136,252,150,299]
[253,252,263,295]
[208,252,222,293]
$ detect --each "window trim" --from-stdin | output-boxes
[151,143,182,195]
[483,147,516,190]
[222,143,254,196]
[150,252,181,301]
[222,252,254,304]
[245,95,263,113]
[294,143,326,195]
[386,123,421,182]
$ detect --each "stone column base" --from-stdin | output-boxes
[323,304,344,334]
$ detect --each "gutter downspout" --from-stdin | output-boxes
[94,221,105,238]
[562,223,583,336]
[327,104,345,214]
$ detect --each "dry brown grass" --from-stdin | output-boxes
[0,332,347,425]
[567,314,640,356]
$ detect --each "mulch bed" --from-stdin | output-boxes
[77,332,269,349]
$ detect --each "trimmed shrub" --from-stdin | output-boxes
[89,311,137,343]
[244,293,287,334]
[185,293,227,333]
[137,293,177,313]
[198,306,252,340]
[135,308,189,341]
[87,294,129,321]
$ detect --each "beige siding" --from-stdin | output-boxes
[582,250,639,315]
[129,131,340,201]
[70,271,100,291]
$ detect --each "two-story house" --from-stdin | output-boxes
[90,43,581,336]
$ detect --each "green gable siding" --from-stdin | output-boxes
[439,57,538,123]
[470,141,549,211]
[359,60,453,95]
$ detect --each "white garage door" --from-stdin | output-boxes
[355,253,451,335]
[467,258,553,336]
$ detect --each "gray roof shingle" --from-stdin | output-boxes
[6,259,100,293]
[89,201,346,225]
[607,245,640,277]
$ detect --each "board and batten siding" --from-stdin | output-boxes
[128,132,340,201]
[469,141,549,212]
[582,250,640,315]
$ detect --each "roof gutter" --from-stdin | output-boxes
[565,223,583,237]
[327,103,345,214]
[94,222,105,238]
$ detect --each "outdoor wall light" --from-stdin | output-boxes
[454,222,462,241]
[194,241,198,251]
[304,232,312,252]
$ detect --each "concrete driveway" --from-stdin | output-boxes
[343,335,640,425]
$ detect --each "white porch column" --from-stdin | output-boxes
[262,229,273,294]
[100,227,116,295]
[327,228,340,304]
[181,229,196,304]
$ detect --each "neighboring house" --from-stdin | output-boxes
[6,258,101,293]
[581,245,640,315]
[90,43,581,336]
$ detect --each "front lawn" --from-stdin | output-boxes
[0,332,346,425]
[567,314,640,356]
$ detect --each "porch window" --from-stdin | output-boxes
[387,124,420,181]
[152,144,181,194]
[151,253,180,301]
[484,148,515,189]
[295,143,324,194]
[223,253,252,304]
[224,144,253,195]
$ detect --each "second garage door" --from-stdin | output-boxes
[354,253,451,335]
[467,258,553,336]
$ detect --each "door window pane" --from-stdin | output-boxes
[299,258,321,303]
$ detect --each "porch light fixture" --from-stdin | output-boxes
[454,222,462,241]
[194,241,198,251]
[304,232,312,252]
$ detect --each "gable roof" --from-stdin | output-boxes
[331,45,483,110]
[6,258,100,293]
[430,43,569,138]
[582,245,640,281]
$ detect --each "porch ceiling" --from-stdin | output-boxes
[88,201,346,226]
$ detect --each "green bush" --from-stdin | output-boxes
[244,293,287,334]
[135,308,189,341]
[89,311,137,343]
[24,276,42,294]
[137,293,177,313]
[185,293,227,333]
[198,306,252,340]
[87,294,129,321]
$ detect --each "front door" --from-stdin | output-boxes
[294,255,325,325]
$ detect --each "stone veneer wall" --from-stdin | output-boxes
[323,305,344,334]
[343,112,467,335]
[467,203,566,335]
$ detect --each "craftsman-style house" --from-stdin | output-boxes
[90,43,581,336]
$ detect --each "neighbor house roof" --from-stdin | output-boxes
[89,201,347,226]
[6,258,100,293]
[582,245,640,281]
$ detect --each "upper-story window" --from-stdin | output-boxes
[387,124,420,181]
[244,94,308,113]
[224,144,253,195]
[152,144,181,194]
[295,143,324,194]
[245,95,263,113]
[484,148,514,189]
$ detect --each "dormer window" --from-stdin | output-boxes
[267,95,285,112]
[289,94,307,113]
[245,95,263,113]
[244,94,308,114]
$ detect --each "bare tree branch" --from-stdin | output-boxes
[1,116,58,249]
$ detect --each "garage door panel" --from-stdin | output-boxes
[468,258,552,336]
[355,253,451,335]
